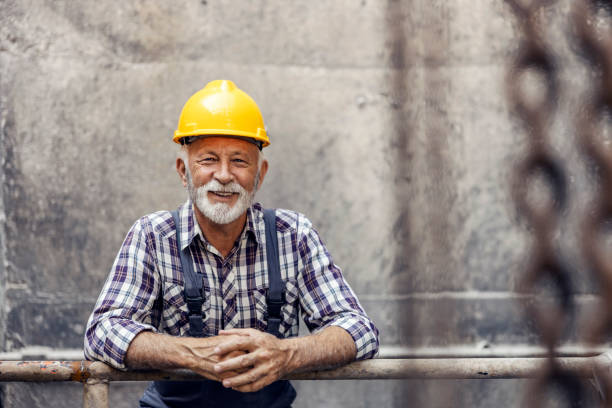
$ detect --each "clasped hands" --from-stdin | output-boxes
[209,328,295,392]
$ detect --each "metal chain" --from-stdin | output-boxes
[506,0,585,405]
[573,0,612,404]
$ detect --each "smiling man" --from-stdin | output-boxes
[84,80,379,408]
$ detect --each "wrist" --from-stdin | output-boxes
[167,335,196,370]
[175,336,216,370]
[281,337,304,374]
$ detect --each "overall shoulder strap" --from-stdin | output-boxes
[171,210,205,338]
[263,209,284,338]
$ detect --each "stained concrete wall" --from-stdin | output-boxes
[0,0,603,406]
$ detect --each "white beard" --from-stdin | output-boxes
[187,174,257,225]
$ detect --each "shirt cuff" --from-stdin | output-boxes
[327,315,380,360]
[105,320,157,370]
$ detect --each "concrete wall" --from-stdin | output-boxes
[0,0,602,406]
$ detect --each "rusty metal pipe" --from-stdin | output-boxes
[288,356,602,380]
[83,379,109,408]
[0,356,609,382]
[0,360,90,382]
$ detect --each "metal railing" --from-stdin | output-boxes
[0,352,610,408]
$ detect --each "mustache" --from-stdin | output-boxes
[200,179,245,194]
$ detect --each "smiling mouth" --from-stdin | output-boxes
[210,191,236,198]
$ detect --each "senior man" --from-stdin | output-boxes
[84,80,379,408]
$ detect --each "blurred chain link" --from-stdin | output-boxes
[506,0,585,405]
[574,0,612,404]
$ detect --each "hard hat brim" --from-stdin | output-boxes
[173,128,270,147]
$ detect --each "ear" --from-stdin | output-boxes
[176,156,188,187]
[256,159,269,191]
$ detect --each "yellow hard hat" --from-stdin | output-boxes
[173,80,270,148]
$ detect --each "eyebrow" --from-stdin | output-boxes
[198,150,252,158]
[198,151,219,157]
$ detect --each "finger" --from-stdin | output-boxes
[213,337,256,355]
[231,374,276,393]
[219,369,246,380]
[220,350,246,361]
[214,352,257,373]
[221,364,272,389]
[192,368,243,382]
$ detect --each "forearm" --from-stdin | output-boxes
[125,331,238,381]
[126,331,196,370]
[284,325,356,373]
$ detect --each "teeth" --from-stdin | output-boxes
[214,192,232,196]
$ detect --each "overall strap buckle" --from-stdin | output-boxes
[263,209,285,338]
[171,209,206,338]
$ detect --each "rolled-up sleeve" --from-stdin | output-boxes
[297,223,379,360]
[84,217,161,369]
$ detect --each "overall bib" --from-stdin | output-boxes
[139,209,296,408]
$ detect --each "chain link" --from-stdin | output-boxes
[506,0,585,405]
[573,0,612,404]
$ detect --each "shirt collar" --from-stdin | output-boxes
[246,203,263,246]
[176,201,197,251]
[177,200,262,251]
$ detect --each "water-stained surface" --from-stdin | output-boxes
[0,0,609,407]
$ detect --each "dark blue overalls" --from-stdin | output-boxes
[139,209,296,408]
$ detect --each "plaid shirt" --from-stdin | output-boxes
[84,201,379,369]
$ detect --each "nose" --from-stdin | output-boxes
[214,160,234,185]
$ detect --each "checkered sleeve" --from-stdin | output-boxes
[296,218,379,360]
[84,216,161,370]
